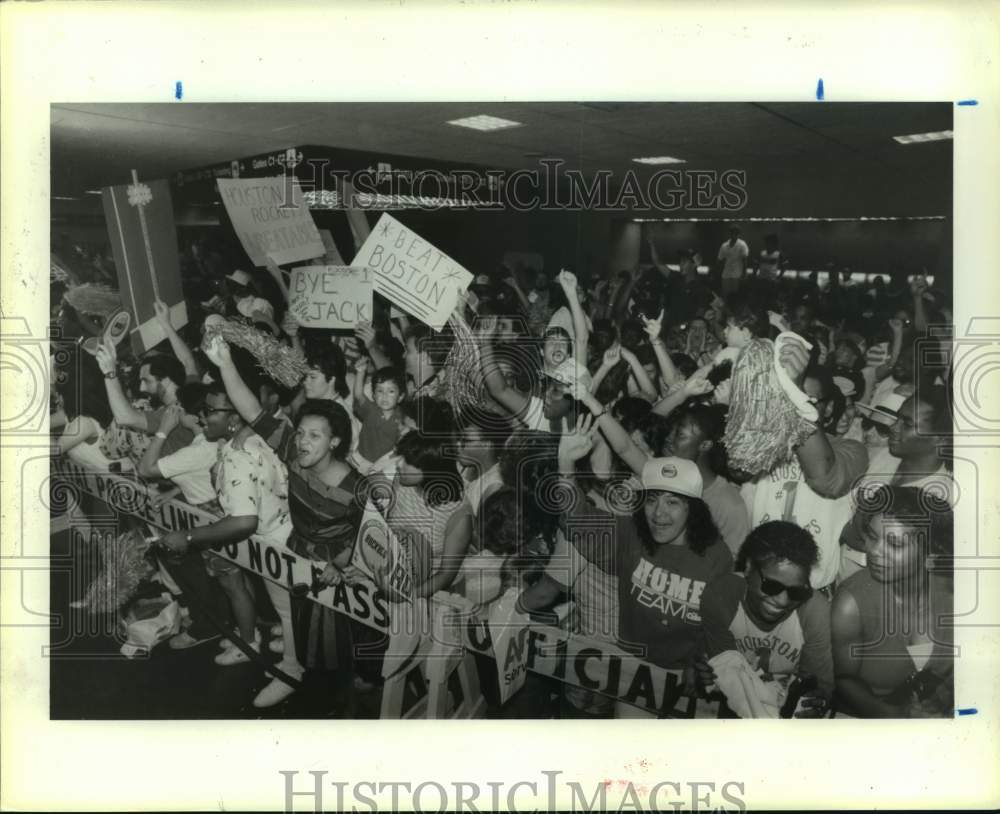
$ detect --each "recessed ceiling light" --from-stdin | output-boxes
[447,115,523,132]
[892,130,953,144]
[84,189,103,195]
[52,195,79,201]
[632,156,686,165]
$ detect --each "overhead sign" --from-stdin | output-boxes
[217,176,324,267]
[352,213,472,330]
[288,265,373,328]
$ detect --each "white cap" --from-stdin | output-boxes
[856,392,907,426]
[226,269,251,287]
[640,457,703,499]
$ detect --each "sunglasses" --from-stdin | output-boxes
[758,574,813,603]
[861,418,892,435]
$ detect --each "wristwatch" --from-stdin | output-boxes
[103,371,117,379]
[155,431,168,440]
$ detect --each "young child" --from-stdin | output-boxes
[352,358,407,474]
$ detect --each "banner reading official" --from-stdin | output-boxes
[352,213,472,330]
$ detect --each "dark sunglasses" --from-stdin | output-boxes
[758,574,813,603]
[861,418,892,436]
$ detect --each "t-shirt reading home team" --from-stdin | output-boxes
[562,485,732,670]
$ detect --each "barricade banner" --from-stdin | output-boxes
[52,457,724,717]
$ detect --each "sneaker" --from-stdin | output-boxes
[253,677,297,708]
[214,637,260,666]
[268,638,284,655]
[169,631,220,650]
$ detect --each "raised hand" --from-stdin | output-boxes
[640,309,665,341]
[557,268,578,294]
[602,344,622,368]
[909,275,928,298]
[94,337,117,376]
[777,337,810,385]
[558,413,597,463]
[888,317,904,336]
[153,299,171,330]
[354,321,377,349]
[158,403,184,435]
[203,334,233,369]
[682,375,714,397]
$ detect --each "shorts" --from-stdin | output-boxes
[201,550,241,578]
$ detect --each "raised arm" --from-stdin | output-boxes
[651,368,714,418]
[648,239,672,280]
[641,310,681,389]
[355,321,392,370]
[578,391,647,476]
[202,335,266,424]
[779,337,868,497]
[264,256,290,303]
[557,269,589,367]
[910,275,930,333]
[136,403,184,479]
[153,300,199,381]
[874,319,904,382]
[351,355,369,415]
[479,320,531,418]
[94,338,148,430]
[619,346,658,401]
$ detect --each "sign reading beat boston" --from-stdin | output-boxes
[352,213,473,330]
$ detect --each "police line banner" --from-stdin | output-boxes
[51,457,723,718]
[352,213,472,331]
[217,177,325,267]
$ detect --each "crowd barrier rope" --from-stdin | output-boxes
[50,456,725,719]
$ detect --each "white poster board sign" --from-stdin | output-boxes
[217,176,324,267]
[352,213,472,330]
[288,265,373,328]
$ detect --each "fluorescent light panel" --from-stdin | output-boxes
[52,195,79,201]
[447,115,523,131]
[892,130,953,144]
[84,189,103,195]
[632,156,686,165]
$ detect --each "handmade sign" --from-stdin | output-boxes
[288,265,373,328]
[351,501,431,603]
[352,213,472,330]
[101,175,187,354]
[217,177,324,267]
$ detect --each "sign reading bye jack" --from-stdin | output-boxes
[288,265,373,328]
[352,213,473,330]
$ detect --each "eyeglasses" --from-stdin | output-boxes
[200,406,233,416]
[861,418,892,436]
[758,574,813,603]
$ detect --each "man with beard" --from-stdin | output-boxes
[95,339,194,456]
[94,340,225,650]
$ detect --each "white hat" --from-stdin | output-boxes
[226,269,251,287]
[547,358,591,400]
[640,456,703,499]
[856,392,906,426]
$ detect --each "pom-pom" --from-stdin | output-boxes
[63,284,122,318]
[127,182,153,207]
[723,338,817,476]
[76,529,156,614]
[202,318,308,388]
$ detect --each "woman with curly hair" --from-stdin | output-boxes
[548,421,732,717]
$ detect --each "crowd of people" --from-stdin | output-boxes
[50,222,956,719]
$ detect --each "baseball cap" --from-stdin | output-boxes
[547,358,592,400]
[640,456,703,499]
[226,269,252,287]
[856,392,906,426]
